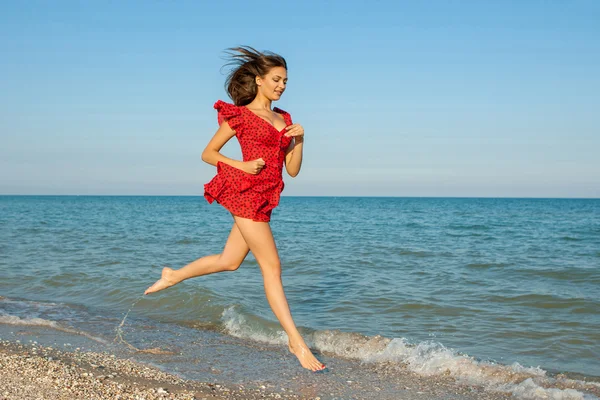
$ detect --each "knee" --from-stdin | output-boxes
[218,256,242,272]
[261,262,282,279]
[224,261,242,271]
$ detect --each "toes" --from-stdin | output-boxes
[313,360,325,371]
[289,343,325,372]
[302,360,325,372]
[144,279,165,295]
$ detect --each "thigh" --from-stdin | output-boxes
[220,222,250,266]
[233,216,280,271]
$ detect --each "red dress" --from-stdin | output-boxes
[203,100,294,222]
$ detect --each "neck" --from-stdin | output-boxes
[248,94,272,110]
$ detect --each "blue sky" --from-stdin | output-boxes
[1,0,598,197]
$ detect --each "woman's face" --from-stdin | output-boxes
[257,66,288,101]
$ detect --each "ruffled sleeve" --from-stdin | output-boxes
[214,100,243,132]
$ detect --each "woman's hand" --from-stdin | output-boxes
[283,124,305,177]
[284,124,304,140]
[241,158,266,174]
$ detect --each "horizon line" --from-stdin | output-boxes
[1,194,599,200]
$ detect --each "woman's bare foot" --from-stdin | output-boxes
[288,341,325,372]
[144,267,178,295]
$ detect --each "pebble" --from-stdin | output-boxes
[0,338,546,400]
[0,339,307,400]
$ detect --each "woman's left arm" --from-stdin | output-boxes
[284,124,304,177]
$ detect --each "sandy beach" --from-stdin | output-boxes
[0,337,527,400]
[0,339,303,400]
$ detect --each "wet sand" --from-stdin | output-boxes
[0,338,520,400]
[0,339,290,400]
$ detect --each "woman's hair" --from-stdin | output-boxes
[223,46,287,106]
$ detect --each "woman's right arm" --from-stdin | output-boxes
[201,121,245,169]
[201,122,266,174]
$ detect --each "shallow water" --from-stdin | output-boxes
[1,195,599,398]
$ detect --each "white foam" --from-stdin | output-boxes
[219,307,598,400]
[314,334,598,400]
[0,314,108,344]
[311,329,391,359]
[0,315,62,329]
[0,298,58,307]
[221,306,288,345]
[506,378,591,400]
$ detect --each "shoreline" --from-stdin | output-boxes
[0,337,516,400]
[0,339,291,400]
[1,333,598,399]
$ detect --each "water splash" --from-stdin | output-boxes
[113,295,177,355]
[114,296,144,351]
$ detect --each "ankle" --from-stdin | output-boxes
[166,269,181,283]
[288,337,306,348]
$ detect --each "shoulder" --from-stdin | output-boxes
[274,106,292,123]
[214,100,241,114]
[214,100,244,129]
[273,106,290,116]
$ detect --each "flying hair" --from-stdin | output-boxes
[222,46,287,106]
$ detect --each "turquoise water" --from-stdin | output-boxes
[1,196,599,398]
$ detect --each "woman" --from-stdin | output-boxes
[144,46,325,372]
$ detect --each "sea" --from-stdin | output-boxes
[1,195,599,399]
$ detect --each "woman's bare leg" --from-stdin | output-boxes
[233,216,325,372]
[144,223,250,295]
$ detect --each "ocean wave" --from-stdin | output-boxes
[0,314,108,345]
[516,268,600,284]
[561,236,583,242]
[0,314,62,330]
[447,223,490,231]
[466,262,510,269]
[398,249,434,257]
[221,306,599,399]
[221,306,287,345]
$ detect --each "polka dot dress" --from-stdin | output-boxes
[204,100,294,222]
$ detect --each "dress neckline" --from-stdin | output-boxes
[243,106,288,133]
